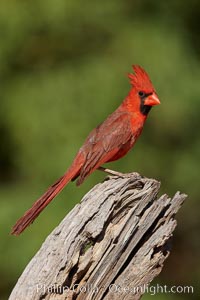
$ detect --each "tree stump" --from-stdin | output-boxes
[9,173,187,300]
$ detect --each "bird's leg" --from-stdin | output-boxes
[97,166,125,177]
[98,166,141,180]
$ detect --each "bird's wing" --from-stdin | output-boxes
[77,111,133,185]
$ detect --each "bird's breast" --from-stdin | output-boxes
[130,112,146,136]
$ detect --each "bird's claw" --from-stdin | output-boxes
[98,167,141,180]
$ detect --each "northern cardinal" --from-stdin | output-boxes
[11,65,160,235]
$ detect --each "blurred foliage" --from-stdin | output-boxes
[0,0,200,299]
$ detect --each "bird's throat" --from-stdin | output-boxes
[140,104,152,116]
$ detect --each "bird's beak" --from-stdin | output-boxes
[144,93,160,106]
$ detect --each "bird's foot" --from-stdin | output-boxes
[98,166,125,177]
[98,166,140,179]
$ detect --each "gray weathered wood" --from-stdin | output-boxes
[9,173,187,300]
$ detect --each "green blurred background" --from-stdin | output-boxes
[0,1,199,299]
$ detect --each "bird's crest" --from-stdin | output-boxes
[128,65,155,92]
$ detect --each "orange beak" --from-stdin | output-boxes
[144,93,160,106]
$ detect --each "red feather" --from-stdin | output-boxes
[11,65,160,235]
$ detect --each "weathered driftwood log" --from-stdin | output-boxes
[9,173,187,300]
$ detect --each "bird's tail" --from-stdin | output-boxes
[11,153,83,235]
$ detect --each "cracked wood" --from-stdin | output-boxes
[9,173,187,300]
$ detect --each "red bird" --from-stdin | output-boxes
[11,65,160,235]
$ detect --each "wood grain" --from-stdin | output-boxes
[9,173,187,300]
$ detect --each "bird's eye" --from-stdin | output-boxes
[138,91,145,98]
